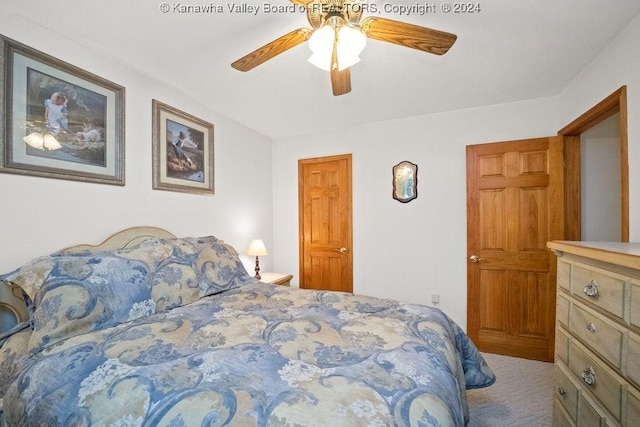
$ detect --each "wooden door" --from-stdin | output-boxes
[466,137,563,362]
[298,154,353,292]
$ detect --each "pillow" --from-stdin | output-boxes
[1,242,173,355]
[0,321,30,348]
[0,234,251,354]
[90,235,223,312]
[196,241,255,296]
[0,235,221,313]
[148,237,216,312]
[1,256,56,304]
[0,325,31,398]
[150,237,252,301]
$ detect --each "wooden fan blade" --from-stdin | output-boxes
[331,67,351,96]
[231,28,312,72]
[360,17,456,55]
[329,36,351,96]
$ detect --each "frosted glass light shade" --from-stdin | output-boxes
[308,25,366,72]
[308,26,334,71]
[336,26,366,69]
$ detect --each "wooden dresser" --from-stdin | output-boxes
[548,241,640,426]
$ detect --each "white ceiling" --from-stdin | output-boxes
[5,0,640,139]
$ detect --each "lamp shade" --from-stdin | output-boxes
[246,239,268,256]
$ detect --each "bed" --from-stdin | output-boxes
[0,227,494,426]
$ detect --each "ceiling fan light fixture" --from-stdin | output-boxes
[308,52,331,71]
[308,25,366,72]
[336,26,366,69]
[231,0,457,96]
[308,25,334,71]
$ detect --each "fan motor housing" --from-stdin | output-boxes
[306,0,364,29]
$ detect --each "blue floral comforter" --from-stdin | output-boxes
[2,281,494,426]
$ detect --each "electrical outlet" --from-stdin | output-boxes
[431,294,440,305]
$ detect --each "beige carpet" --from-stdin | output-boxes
[466,352,554,426]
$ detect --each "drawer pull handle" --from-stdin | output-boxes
[586,322,596,333]
[581,366,596,386]
[583,280,599,298]
[558,387,566,396]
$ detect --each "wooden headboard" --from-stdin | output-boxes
[1,226,176,334]
[58,226,176,253]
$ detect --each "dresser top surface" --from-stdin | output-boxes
[548,241,640,269]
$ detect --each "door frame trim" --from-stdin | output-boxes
[558,86,629,242]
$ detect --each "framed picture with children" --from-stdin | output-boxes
[0,35,125,185]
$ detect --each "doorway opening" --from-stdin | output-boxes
[560,86,629,242]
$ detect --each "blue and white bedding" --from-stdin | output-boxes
[0,236,494,426]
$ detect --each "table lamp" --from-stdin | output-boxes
[246,239,268,280]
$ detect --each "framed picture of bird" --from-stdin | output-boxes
[151,99,214,195]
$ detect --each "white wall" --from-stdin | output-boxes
[272,96,559,327]
[272,13,640,329]
[560,14,640,241]
[0,12,274,275]
[581,113,621,241]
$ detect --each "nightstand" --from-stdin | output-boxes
[259,272,293,287]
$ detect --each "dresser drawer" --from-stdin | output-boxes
[556,327,570,364]
[553,399,577,427]
[627,387,640,427]
[571,262,627,321]
[558,260,571,291]
[628,334,640,388]
[577,392,609,427]
[568,340,624,422]
[558,292,571,327]
[631,281,640,329]
[555,364,579,422]
[569,302,625,370]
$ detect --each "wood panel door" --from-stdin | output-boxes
[298,154,353,292]
[466,137,563,362]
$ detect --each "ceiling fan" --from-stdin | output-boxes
[231,0,457,96]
